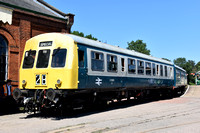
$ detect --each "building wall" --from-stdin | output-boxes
[0,9,72,88]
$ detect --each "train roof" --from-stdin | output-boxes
[65,34,173,65]
[174,65,186,72]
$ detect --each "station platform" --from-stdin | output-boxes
[182,85,200,98]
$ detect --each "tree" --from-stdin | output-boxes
[173,58,187,69]
[173,58,196,84]
[85,34,98,41]
[71,31,98,41]
[127,40,150,55]
[195,61,200,71]
[71,31,84,37]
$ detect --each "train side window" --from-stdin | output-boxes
[176,70,181,83]
[156,65,159,76]
[91,51,104,71]
[107,54,117,72]
[165,66,168,77]
[152,63,156,76]
[78,50,84,68]
[169,67,173,78]
[146,62,151,75]
[51,49,67,68]
[181,73,184,83]
[22,50,36,68]
[36,49,50,68]
[121,58,125,72]
[160,65,163,76]
[137,60,144,75]
[128,58,136,74]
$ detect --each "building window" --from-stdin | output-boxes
[146,62,151,75]
[36,49,50,68]
[137,60,144,75]
[128,58,136,74]
[107,54,117,72]
[0,35,8,81]
[91,51,104,71]
[51,49,67,68]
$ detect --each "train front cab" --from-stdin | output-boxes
[13,33,79,112]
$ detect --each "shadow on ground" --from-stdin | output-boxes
[1,88,186,119]
[0,98,21,116]
[22,96,174,120]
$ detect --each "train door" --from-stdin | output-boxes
[120,57,126,87]
[120,57,126,76]
[78,45,88,89]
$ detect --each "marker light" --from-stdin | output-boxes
[22,80,27,88]
[22,80,26,85]
[57,79,61,84]
[55,79,62,88]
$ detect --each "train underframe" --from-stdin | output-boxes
[13,86,187,114]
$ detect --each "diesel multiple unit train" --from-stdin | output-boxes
[13,33,187,113]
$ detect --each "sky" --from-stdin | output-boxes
[46,0,200,64]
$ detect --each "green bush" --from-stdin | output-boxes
[189,82,195,85]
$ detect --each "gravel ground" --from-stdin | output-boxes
[0,86,200,133]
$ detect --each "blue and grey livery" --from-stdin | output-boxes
[66,34,187,92]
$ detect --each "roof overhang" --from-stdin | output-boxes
[196,71,200,75]
[0,5,13,25]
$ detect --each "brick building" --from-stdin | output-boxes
[0,0,74,88]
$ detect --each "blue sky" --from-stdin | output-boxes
[46,0,200,64]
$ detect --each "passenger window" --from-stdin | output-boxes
[160,65,163,76]
[137,60,144,75]
[165,66,168,77]
[91,51,104,71]
[36,49,50,68]
[23,50,36,68]
[169,67,173,78]
[156,65,159,76]
[51,49,67,68]
[146,62,151,75]
[152,63,156,76]
[121,58,125,72]
[176,70,181,83]
[128,59,136,74]
[107,54,117,72]
[78,50,84,68]
[176,71,180,78]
